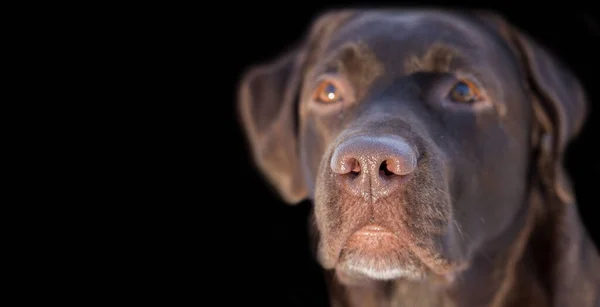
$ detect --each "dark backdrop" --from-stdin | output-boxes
[194,4,599,306]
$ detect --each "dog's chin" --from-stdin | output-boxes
[336,257,425,285]
[333,225,426,285]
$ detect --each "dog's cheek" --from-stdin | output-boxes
[403,150,473,266]
[300,112,352,266]
[312,137,355,237]
[299,118,326,196]
[466,126,529,242]
[313,155,345,268]
[405,164,450,234]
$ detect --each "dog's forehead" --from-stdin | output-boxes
[320,10,499,72]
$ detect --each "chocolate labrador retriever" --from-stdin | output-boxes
[237,9,600,307]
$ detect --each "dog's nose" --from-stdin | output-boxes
[330,135,417,200]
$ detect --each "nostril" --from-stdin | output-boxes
[379,160,395,177]
[381,157,415,176]
[331,155,362,175]
[350,159,361,175]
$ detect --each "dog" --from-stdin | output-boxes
[237,8,600,307]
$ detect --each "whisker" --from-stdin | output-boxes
[453,219,465,241]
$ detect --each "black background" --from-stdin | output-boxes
[179,4,598,306]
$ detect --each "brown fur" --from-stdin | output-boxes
[404,42,460,74]
[237,8,600,307]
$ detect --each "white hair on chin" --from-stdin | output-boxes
[341,259,424,280]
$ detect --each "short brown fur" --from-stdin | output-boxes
[238,8,600,307]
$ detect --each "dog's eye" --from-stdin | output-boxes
[449,80,483,103]
[313,80,342,103]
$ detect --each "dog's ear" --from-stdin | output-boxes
[238,48,307,204]
[474,11,589,204]
[237,10,356,204]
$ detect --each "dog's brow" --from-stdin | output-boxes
[404,43,465,74]
[321,42,372,68]
[321,42,384,100]
[321,43,361,72]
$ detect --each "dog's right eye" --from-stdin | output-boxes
[448,79,484,104]
[313,80,342,104]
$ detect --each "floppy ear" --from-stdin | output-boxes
[237,10,356,205]
[237,47,308,204]
[513,31,588,204]
[475,11,589,204]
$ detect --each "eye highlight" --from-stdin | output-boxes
[448,79,484,103]
[313,79,342,103]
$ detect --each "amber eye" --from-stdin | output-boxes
[449,79,483,103]
[313,80,342,103]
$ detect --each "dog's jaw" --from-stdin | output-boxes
[335,225,426,282]
[315,213,468,286]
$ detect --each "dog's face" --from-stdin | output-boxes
[298,11,532,283]
[238,9,587,285]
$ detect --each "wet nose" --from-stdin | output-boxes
[330,135,417,200]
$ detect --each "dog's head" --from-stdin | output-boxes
[237,9,587,285]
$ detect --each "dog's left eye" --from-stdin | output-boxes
[313,80,342,103]
[449,79,483,104]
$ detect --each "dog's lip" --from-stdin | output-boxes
[342,224,399,251]
[352,225,395,237]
